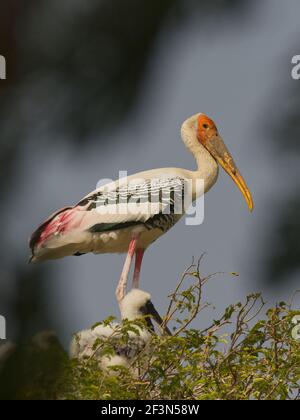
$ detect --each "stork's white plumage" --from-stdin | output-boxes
[69,289,171,370]
[29,113,253,301]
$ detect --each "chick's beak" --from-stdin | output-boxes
[143,301,172,336]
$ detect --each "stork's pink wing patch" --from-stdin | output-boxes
[29,206,73,251]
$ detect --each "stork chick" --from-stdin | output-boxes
[70,289,171,371]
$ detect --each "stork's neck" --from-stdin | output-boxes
[181,117,218,193]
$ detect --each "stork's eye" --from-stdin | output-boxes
[202,124,209,129]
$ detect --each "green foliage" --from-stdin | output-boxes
[61,261,300,400]
[1,262,299,400]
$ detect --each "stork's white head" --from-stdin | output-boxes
[182,113,254,212]
[120,289,151,320]
[120,289,171,335]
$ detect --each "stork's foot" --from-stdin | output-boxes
[115,280,126,304]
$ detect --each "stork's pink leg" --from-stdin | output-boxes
[115,235,139,303]
[132,249,145,289]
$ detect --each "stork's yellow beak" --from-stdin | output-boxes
[197,114,254,212]
[206,135,254,212]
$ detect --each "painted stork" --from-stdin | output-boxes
[29,113,253,302]
[69,288,171,370]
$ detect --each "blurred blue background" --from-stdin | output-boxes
[0,0,299,352]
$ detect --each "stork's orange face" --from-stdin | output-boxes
[197,114,254,212]
[197,115,219,145]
